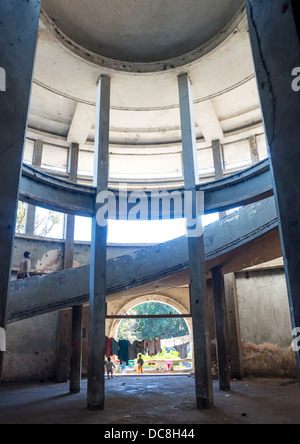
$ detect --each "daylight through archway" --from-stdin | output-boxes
[112,302,192,374]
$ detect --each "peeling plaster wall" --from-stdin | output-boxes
[12,234,146,276]
[235,269,297,377]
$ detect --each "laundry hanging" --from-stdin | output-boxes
[174,343,189,359]
[128,341,137,360]
[105,336,113,358]
[118,339,129,365]
[112,338,119,356]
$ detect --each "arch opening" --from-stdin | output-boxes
[110,301,193,374]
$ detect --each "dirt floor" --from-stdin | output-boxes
[0,375,299,424]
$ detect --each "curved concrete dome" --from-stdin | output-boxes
[42,0,244,69]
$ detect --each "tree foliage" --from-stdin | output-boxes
[34,210,64,237]
[117,302,189,342]
[16,201,27,233]
[15,201,64,238]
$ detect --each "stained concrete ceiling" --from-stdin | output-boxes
[26,2,264,181]
[42,0,244,65]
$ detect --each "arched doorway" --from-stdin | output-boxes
[107,297,193,374]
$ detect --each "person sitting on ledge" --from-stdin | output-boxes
[17,251,31,280]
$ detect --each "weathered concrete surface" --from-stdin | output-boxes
[236,268,297,378]
[0,0,41,375]
[179,72,213,409]
[0,377,299,424]
[87,75,111,410]
[12,235,145,275]
[241,343,297,378]
[2,312,58,382]
[236,269,293,348]
[7,197,281,324]
[20,159,273,218]
[246,0,300,381]
[41,0,244,70]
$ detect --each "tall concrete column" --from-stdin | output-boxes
[246,0,300,382]
[212,140,224,180]
[212,267,230,391]
[56,143,81,386]
[25,139,43,235]
[0,0,41,376]
[64,143,79,268]
[212,139,226,219]
[87,76,111,410]
[224,273,244,380]
[249,135,259,164]
[178,73,213,409]
[67,143,83,394]
[70,305,83,394]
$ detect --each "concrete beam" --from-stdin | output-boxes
[19,158,273,218]
[67,103,95,145]
[194,100,224,144]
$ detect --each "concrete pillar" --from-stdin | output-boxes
[212,140,224,180]
[0,0,41,376]
[246,0,300,382]
[87,76,111,410]
[224,273,244,380]
[70,305,83,394]
[212,267,230,391]
[25,140,43,235]
[64,143,79,269]
[56,143,82,387]
[178,73,213,409]
[68,143,83,393]
[212,139,226,219]
[55,310,72,383]
[249,135,259,164]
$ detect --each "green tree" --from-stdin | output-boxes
[117,302,189,342]
[34,210,64,237]
[16,201,27,233]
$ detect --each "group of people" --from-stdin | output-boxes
[104,354,144,379]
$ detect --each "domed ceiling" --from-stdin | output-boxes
[25,1,265,185]
[42,0,245,71]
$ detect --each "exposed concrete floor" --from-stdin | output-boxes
[0,376,299,424]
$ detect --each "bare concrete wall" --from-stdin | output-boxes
[235,269,297,378]
[2,312,59,382]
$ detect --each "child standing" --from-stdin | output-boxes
[105,357,116,379]
[137,354,144,374]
